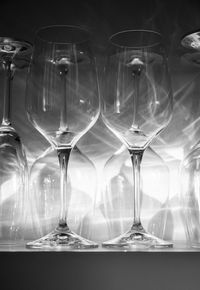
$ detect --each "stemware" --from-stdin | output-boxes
[179,31,200,248]
[101,29,173,248]
[102,145,171,242]
[0,37,32,245]
[25,25,99,249]
[180,145,200,248]
[26,145,97,242]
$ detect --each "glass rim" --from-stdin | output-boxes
[109,29,162,49]
[35,24,91,45]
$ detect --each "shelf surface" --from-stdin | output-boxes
[0,242,198,252]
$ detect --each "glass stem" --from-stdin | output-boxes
[59,65,68,131]
[131,58,143,131]
[57,147,72,231]
[2,59,14,127]
[128,149,144,227]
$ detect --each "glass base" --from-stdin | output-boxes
[26,227,98,250]
[102,224,173,250]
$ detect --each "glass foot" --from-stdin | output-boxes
[26,227,98,250]
[102,224,173,250]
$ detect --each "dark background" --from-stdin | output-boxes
[1,251,200,290]
[1,0,200,289]
[1,0,200,46]
[1,0,200,161]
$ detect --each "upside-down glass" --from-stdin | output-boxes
[0,38,32,245]
[26,25,100,249]
[101,30,173,248]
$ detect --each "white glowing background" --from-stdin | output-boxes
[0,51,199,246]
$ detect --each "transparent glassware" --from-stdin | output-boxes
[101,29,173,249]
[25,25,100,249]
[25,145,98,243]
[102,145,172,243]
[180,31,200,248]
[0,37,32,245]
[180,143,200,248]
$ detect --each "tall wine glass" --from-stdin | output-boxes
[0,38,32,245]
[179,31,200,248]
[101,29,173,249]
[26,25,100,249]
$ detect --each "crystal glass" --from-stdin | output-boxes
[180,144,200,248]
[180,30,200,248]
[26,145,97,242]
[0,37,32,245]
[26,25,100,249]
[101,29,173,249]
[102,145,171,242]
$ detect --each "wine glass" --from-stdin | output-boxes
[179,31,200,248]
[0,38,32,246]
[101,29,173,249]
[26,145,97,242]
[25,25,100,249]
